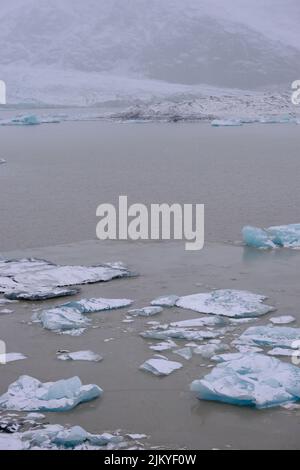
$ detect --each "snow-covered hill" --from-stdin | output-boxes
[0,0,299,105]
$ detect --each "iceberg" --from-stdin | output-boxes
[193,343,229,359]
[128,306,163,317]
[269,316,296,325]
[211,119,242,127]
[191,353,300,408]
[35,297,133,333]
[12,115,41,126]
[141,328,221,342]
[0,376,102,412]
[170,316,226,328]
[0,258,134,295]
[4,286,80,301]
[176,289,274,318]
[0,423,145,450]
[234,325,300,349]
[57,351,103,362]
[151,295,179,307]
[140,358,183,376]
[242,224,300,249]
[174,347,193,360]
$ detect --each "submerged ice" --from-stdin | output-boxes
[191,353,300,409]
[0,376,102,412]
[243,224,300,249]
[176,289,274,318]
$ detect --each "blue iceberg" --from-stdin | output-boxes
[242,224,300,249]
[0,376,102,412]
[191,353,300,408]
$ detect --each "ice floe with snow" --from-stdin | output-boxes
[0,258,134,295]
[191,353,300,408]
[242,224,300,249]
[269,316,296,325]
[128,306,162,317]
[233,325,300,349]
[34,297,133,333]
[4,286,80,301]
[0,376,102,412]
[141,328,222,342]
[57,351,103,362]
[0,424,145,450]
[176,289,274,318]
[140,358,183,376]
[151,295,179,307]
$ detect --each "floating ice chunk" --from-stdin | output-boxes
[37,308,90,332]
[61,298,133,313]
[141,328,221,342]
[57,351,103,362]
[0,258,134,292]
[0,159,6,165]
[234,325,300,349]
[0,376,102,412]
[0,353,27,364]
[234,345,263,354]
[140,358,183,376]
[149,340,177,352]
[12,115,41,126]
[4,287,79,301]
[269,316,296,325]
[174,347,193,360]
[151,295,179,307]
[191,353,300,408]
[25,413,45,421]
[243,224,300,249]
[170,316,226,328]
[193,343,229,359]
[0,308,13,314]
[267,348,296,357]
[211,119,242,127]
[14,264,133,287]
[128,306,162,317]
[176,289,274,318]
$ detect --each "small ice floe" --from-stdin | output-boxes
[149,340,177,352]
[170,316,226,328]
[0,159,6,165]
[4,286,80,301]
[128,306,163,317]
[35,297,133,334]
[234,345,263,354]
[269,316,296,325]
[190,353,300,409]
[0,258,134,294]
[57,351,103,362]
[242,224,300,249]
[25,413,45,422]
[0,376,102,412]
[151,295,179,307]
[267,348,296,357]
[193,343,229,359]
[0,298,17,304]
[0,308,14,314]
[176,289,274,318]
[0,424,143,450]
[0,353,27,365]
[140,358,183,376]
[141,328,221,342]
[211,119,242,127]
[233,325,300,349]
[174,347,193,360]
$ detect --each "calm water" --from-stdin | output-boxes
[0,121,300,251]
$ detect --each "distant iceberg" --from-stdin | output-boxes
[176,289,274,318]
[191,353,300,408]
[242,224,300,249]
[0,376,102,412]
